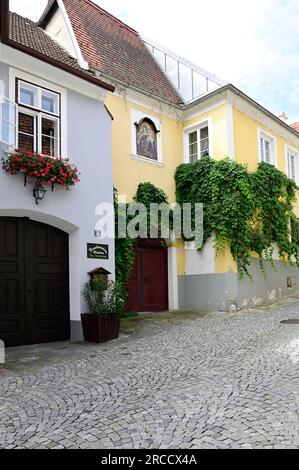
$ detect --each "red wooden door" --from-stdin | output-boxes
[126,240,168,312]
[126,246,142,313]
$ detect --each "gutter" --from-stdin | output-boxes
[90,68,184,110]
[99,70,299,140]
[0,0,114,93]
[183,83,299,139]
[33,1,299,139]
[224,84,299,140]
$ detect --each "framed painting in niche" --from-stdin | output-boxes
[135,118,159,160]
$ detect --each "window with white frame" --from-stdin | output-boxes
[186,124,209,163]
[259,130,275,165]
[286,147,298,183]
[16,79,61,157]
[0,95,17,147]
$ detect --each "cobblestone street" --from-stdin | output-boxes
[1,302,299,449]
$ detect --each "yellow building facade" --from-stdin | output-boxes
[39,0,299,311]
[106,84,299,308]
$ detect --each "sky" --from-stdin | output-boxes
[9,0,299,122]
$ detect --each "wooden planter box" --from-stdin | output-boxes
[81,314,120,343]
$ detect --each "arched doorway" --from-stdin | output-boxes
[0,217,70,347]
[126,239,169,312]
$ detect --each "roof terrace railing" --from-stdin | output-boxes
[142,36,227,104]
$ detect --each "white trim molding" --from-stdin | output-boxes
[227,103,235,159]
[227,89,299,150]
[1,44,107,103]
[131,154,164,167]
[167,240,179,310]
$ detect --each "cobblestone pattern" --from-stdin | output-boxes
[1,303,299,449]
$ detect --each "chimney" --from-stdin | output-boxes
[278,112,288,123]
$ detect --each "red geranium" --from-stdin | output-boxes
[2,151,80,190]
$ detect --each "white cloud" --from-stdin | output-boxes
[10,0,47,21]
[9,0,299,121]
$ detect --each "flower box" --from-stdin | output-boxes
[2,151,80,190]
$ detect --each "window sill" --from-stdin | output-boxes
[259,159,277,168]
[131,154,164,167]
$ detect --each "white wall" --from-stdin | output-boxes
[0,62,114,326]
[45,6,77,59]
[185,236,216,275]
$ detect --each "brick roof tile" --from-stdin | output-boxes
[8,11,113,91]
[62,0,183,104]
[9,12,82,70]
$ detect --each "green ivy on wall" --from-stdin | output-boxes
[175,157,299,277]
[114,188,136,290]
[114,183,170,288]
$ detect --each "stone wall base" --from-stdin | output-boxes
[71,321,84,342]
[178,259,299,311]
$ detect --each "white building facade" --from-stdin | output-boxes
[0,5,115,345]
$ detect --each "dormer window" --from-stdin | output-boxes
[135,118,159,161]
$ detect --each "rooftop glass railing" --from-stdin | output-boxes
[143,37,227,104]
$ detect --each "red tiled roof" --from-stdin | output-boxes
[61,0,183,104]
[7,11,114,91]
[291,122,299,133]
[9,12,83,70]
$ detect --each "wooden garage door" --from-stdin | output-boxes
[0,218,70,347]
[126,239,168,312]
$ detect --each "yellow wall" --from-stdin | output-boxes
[106,94,231,277]
[233,108,299,174]
[106,95,231,203]
[233,107,299,219]
[107,91,299,276]
[106,94,182,204]
[184,104,229,160]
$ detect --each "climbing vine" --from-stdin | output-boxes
[114,188,136,290]
[175,157,299,277]
[115,183,170,289]
[134,182,169,208]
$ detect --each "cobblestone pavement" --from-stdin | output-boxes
[1,301,299,449]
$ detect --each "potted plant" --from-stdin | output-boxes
[81,277,125,343]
